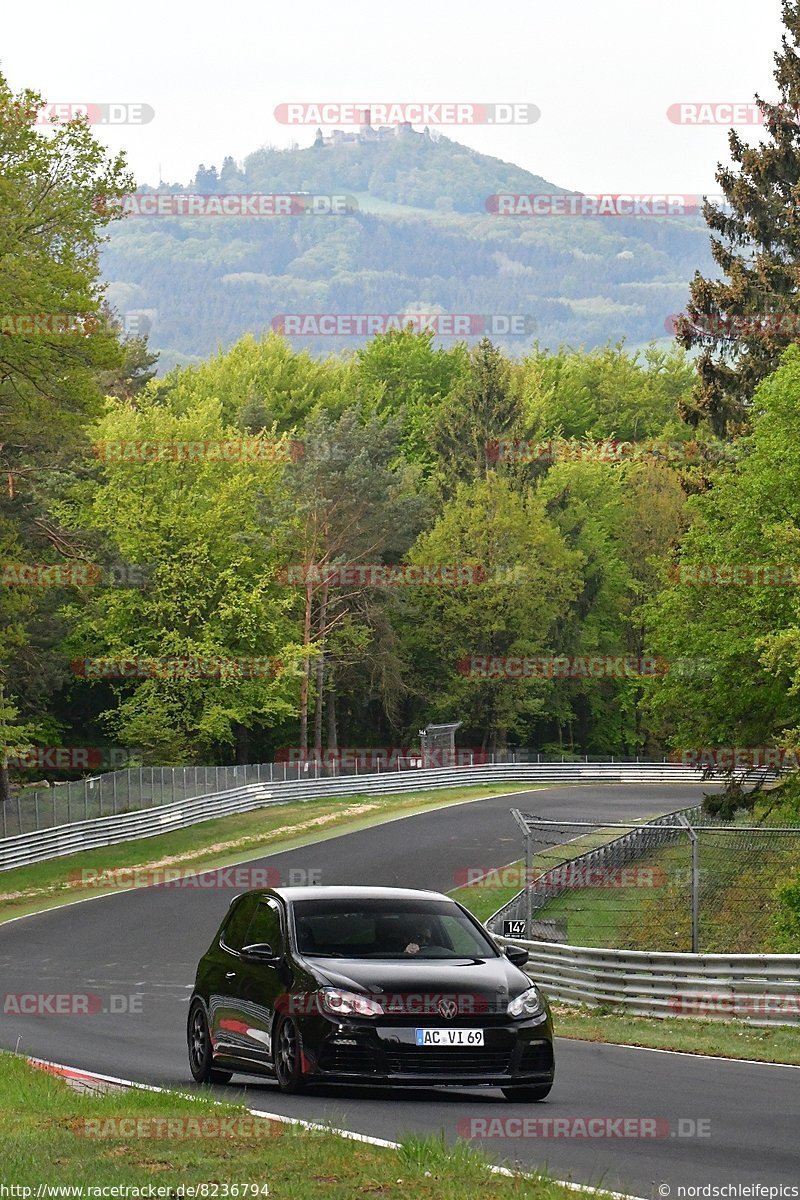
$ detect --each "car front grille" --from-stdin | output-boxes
[385,1046,513,1075]
[318,1042,382,1074]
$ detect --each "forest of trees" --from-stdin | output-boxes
[3,0,800,796]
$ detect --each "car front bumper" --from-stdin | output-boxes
[305,1014,555,1087]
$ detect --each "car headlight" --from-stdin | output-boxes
[320,988,384,1017]
[507,985,545,1019]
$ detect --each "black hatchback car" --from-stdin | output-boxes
[188,886,554,1100]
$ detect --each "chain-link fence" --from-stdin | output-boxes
[487,807,800,954]
[1,751,680,839]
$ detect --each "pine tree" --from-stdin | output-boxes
[676,0,800,436]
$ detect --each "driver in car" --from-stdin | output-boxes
[404,921,434,955]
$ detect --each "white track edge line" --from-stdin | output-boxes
[554,1036,800,1068]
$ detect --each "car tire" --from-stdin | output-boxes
[273,1015,306,1093]
[188,1000,233,1085]
[502,1083,552,1102]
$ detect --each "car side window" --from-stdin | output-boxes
[243,900,284,954]
[220,896,259,953]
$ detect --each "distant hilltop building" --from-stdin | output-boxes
[314,108,430,147]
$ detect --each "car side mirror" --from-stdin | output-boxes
[241,942,280,963]
[504,944,529,968]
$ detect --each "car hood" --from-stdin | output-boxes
[306,955,532,1010]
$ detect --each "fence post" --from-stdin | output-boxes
[35,790,39,830]
[678,815,700,953]
[691,832,700,953]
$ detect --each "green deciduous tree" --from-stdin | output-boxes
[401,474,582,750]
[61,391,303,762]
[0,72,132,792]
[644,346,800,750]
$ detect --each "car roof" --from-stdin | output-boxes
[252,885,452,903]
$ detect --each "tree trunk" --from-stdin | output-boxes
[299,580,314,755]
[235,724,250,765]
[313,583,329,756]
[0,764,9,809]
[326,674,338,752]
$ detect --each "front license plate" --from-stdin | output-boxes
[414,1028,485,1046]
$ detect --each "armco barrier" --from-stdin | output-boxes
[494,935,800,1027]
[0,761,709,871]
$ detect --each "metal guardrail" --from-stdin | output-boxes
[0,761,709,871]
[494,935,800,1027]
[2,752,697,838]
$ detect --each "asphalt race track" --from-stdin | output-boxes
[1,784,797,1195]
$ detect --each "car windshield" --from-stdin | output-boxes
[291,898,499,960]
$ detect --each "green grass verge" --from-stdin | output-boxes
[1,1054,588,1197]
[552,1005,800,1065]
[0,783,542,925]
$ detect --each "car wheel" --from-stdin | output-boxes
[188,1000,233,1085]
[273,1015,306,1093]
[502,1083,552,1102]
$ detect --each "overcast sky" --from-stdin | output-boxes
[2,0,786,194]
